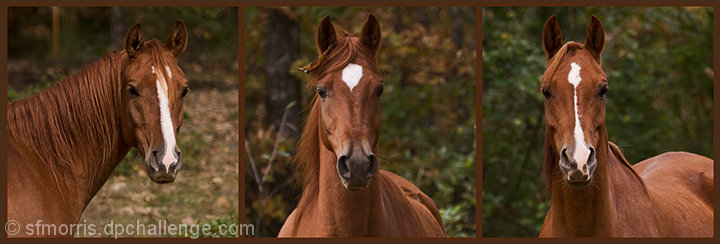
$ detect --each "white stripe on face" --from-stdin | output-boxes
[152,65,178,172]
[165,65,173,80]
[568,62,591,171]
[341,63,363,92]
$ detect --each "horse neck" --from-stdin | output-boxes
[315,130,383,235]
[8,51,130,212]
[545,125,651,236]
[547,141,614,236]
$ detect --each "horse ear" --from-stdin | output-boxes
[124,23,144,58]
[585,15,605,62]
[317,16,337,54]
[165,20,188,57]
[542,15,563,62]
[361,14,381,53]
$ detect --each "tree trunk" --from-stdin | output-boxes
[451,7,465,49]
[262,8,302,138]
[110,7,124,50]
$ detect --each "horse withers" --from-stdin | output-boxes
[7,21,189,237]
[539,15,713,237]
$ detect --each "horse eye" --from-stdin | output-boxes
[317,87,327,99]
[376,84,384,97]
[180,87,190,98]
[599,83,608,97]
[542,87,552,99]
[128,85,140,97]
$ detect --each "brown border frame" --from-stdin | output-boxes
[1,0,718,242]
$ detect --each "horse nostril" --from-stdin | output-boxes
[169,161,180,172]
[586,146,597,173]
[560,148,570,164]
[337,155,350,179]
[367,154,378,177]
[151,149,161,165]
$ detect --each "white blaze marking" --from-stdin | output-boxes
[152,65,178,172]
[568,62,591,171]
[165,65,173,79]
[341,63,363,92]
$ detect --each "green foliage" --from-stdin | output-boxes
[6,80,54,101]
[245,7,476,237]
[482,7,713,237]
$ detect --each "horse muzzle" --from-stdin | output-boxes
[559,146,596,186]
[337,152,378,190]
[145,146,182,183]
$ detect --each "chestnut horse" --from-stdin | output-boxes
[278,15,446,237]
[539,15,713,237]
[7,21,189,236]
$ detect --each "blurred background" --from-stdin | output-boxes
[244,7,476,237]
[482,7,713,237]
[7,7,239,237]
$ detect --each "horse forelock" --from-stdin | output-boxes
[542,42,580,86]
[137,41,184,110]
[305,30,378,89]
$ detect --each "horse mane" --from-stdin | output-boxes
[608,141,647,188]
[542,127,559,191]
[608,141,631,166]
[8,51,124,201]
[293,28,378,216]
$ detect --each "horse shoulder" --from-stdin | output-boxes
[378,170,446,236]
[7,137,77,235]
[278,208,299,237]
[538,207,555,237]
